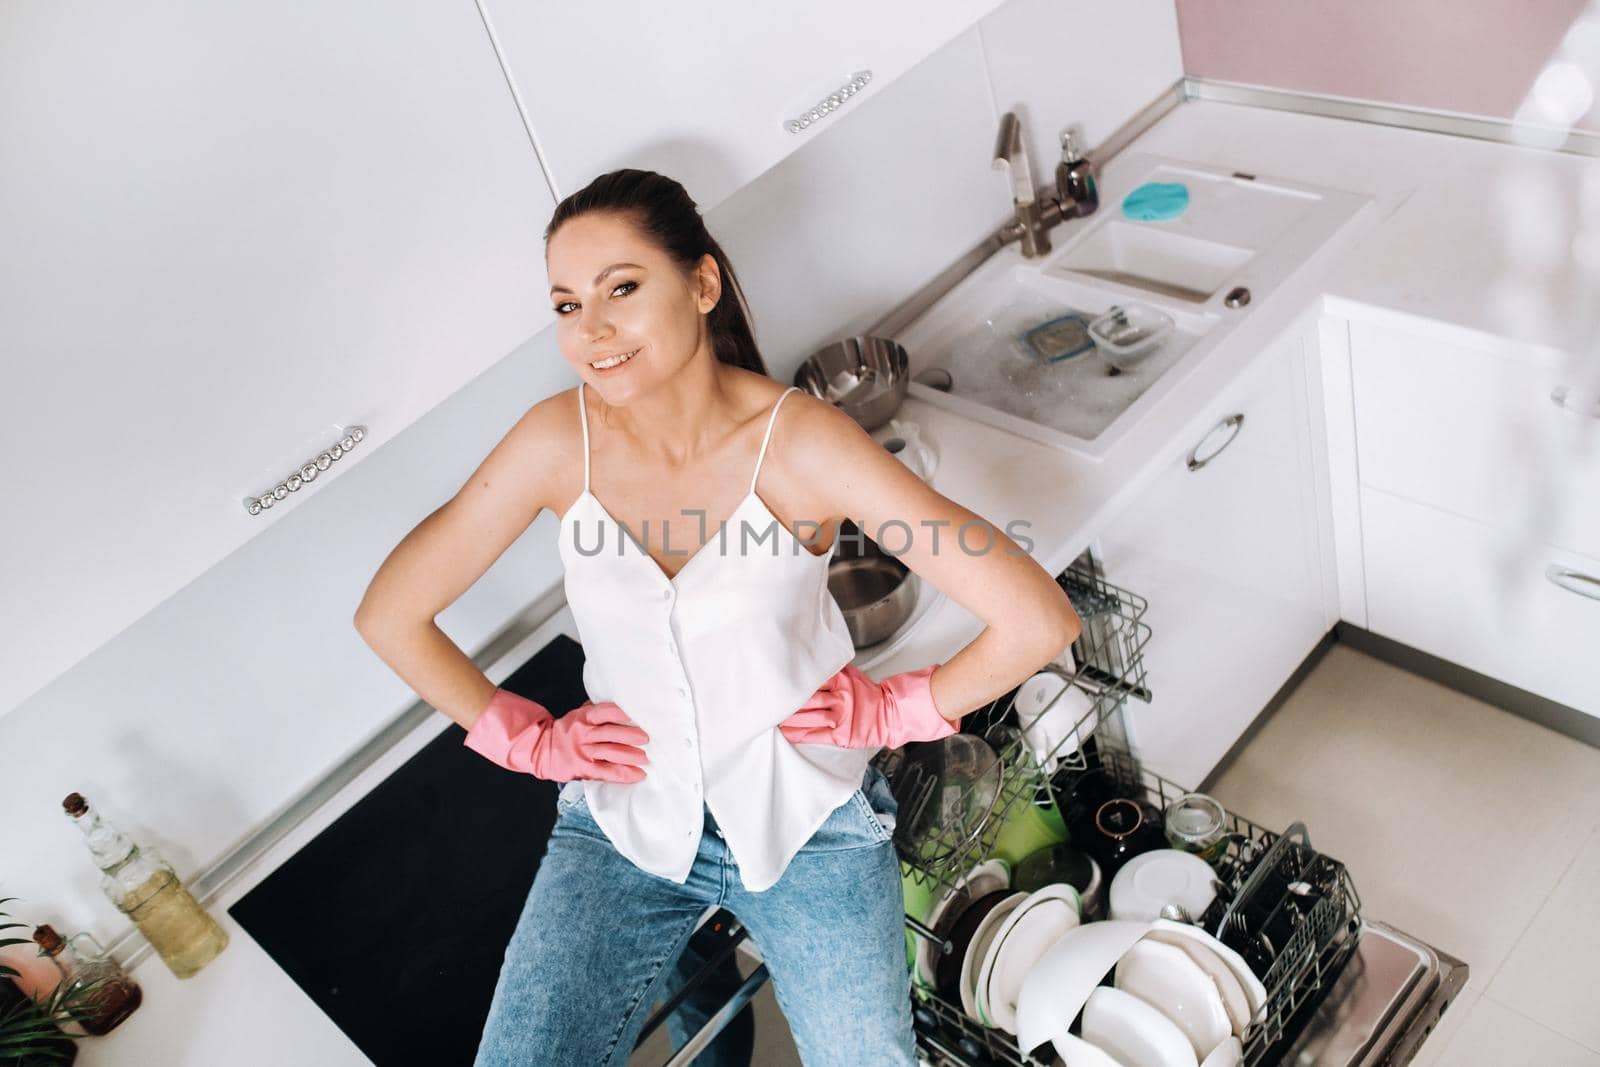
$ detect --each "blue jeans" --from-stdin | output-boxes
[471,763,916,1066]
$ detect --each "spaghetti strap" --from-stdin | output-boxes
[577,381,591,492]
[749,386,799,494]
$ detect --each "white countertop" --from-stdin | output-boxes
[74,99,1594,1066]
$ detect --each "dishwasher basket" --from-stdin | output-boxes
[881,563,1362,1067]
[875,559,1152,901]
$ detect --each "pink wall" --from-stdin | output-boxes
[1175,0,1594,125]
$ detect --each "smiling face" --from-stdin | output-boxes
[545,211,721,401]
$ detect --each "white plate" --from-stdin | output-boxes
[961,891,1030,1023]
[1108,849,1218,924]
[916,858,1011,990]
[1082,986,1198,1067]
[1200,1036,1243,1067]
[1114,938,1232,1060]
[1014,919,1152,1056]
[981,884,1082,1034]
[1144,927,1253,1039]
[1052,1032,1127,1067]
[1148,919,1268,1023]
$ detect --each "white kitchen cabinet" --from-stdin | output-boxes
[479,0,1004,212]
[1,2,555,716]
[1343,318,1600,716]
[1349,320,1600,562]
[1095,334,1330,788]
[1361,487,1600,715]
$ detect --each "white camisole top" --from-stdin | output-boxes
[556,381,871,892]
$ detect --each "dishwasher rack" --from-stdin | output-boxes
[880,558,1153,906]
[905,739,1363,1066]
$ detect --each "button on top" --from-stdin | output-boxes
[682,737,694,749]
[661,588,672,600]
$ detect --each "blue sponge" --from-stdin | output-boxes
[1121,182,1189,221]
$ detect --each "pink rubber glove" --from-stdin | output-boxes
[462,687,650,783]
[777,663,959,750]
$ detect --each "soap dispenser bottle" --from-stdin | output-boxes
[1056,130,1099,217]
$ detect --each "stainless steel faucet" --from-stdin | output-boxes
[992,112,1099,258]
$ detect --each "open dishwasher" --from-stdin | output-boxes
[647,555,1466,1067]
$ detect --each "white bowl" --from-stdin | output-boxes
[1144,925,1253,1039]
[1014,919,1152,1057]
[1108,849,1218,923]
[1148,919,1268,1024]
[1014,671,1093,772]
[1115,938,1232,1060]
[1082,985,1198,1067]
[916,858,1010,990]
[961,891,1030,1023]
[981,884,1082,1034]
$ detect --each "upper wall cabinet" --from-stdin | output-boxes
[1,2,555,716]
[480,0,1005,211]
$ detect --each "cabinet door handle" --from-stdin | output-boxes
[1186,413,1245,471]
[1546,564,1600,601]
[784,70,872,134]
[1551,385,1600,419]
[244,424,367,515]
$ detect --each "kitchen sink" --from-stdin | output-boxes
[1053,222,1252,303]
[906,267,1218,452]
[895,154,1370,460]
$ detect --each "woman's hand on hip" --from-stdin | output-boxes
[464,688,650,783]
[777,663,957,750]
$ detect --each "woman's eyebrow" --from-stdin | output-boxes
[549,262,646,296]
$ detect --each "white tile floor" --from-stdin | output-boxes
[635,642,1600,1066]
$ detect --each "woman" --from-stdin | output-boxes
[354,169,1081,1065]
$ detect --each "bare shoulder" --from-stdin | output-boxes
[464,387,585,518]
[765,387,912,514]
[776,388,882,463]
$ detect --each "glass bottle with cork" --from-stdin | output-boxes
[31,924,142,1036]
[60,792,228,979]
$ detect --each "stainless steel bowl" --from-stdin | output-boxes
[794,336,911,431]
[827,522,918,647]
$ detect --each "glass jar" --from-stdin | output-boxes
[1164,792,1229,863]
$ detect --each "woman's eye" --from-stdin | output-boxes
[553,281,634,316]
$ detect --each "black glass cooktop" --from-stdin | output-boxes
[229,634,585,1066]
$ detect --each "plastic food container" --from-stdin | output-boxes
[1088,303,1174,370]
[981,287,1097,364]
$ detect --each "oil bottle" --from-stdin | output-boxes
[60,793,228,979]
[31,924,142,1035]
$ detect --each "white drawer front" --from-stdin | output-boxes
[1362,486,1600,716]
[1350,321,1600,561]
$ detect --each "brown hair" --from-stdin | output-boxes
[545,169,768,376]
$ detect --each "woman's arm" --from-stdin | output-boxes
[353,394,573,730]
[788,397,1082,722]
